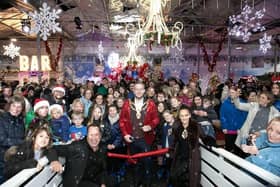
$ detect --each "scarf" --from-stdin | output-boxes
[108,114,119,125]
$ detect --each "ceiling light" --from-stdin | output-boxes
[21,18,31,33]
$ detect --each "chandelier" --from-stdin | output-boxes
[229,1,265,42]
[135,0,183,52]
[121,36,145,67]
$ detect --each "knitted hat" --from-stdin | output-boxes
[52,85,65,96]
[33,98,50,112]
[49,104,63,114]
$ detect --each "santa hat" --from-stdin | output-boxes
[33,98,50,112]
[52,85,65,96]
[49,104,64,114]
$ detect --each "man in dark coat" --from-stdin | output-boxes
[54,125,111,187]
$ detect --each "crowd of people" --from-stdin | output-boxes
[0,73,280,187]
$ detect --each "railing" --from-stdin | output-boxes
[1,158,65,187]
[2,147,280,187]
[200,145,280,187]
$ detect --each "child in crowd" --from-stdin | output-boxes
[49,104,71,143]
[69,112,87,141]
[87,106,111,144]
[192,95,217,139]
[4,125,58,180]
[157,110,176,181]
[25,98,51,138]
[241,117,280,176]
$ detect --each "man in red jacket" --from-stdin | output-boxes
[119,81,159,186]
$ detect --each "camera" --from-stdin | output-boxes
[246,135,253,146]
[129,136,135,142]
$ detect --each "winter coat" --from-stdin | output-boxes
[170,120,216,187]
[4,141,57,179]
[25,110,51,130]
[50,115,71,142]
[54,139,108,187]
[274,99,280,112]
[103,117,123,148]
[234,98,280,147]
[220,97,247,131]
[119,99,159,145]
[0,112,25,164]
[246,132,280,176]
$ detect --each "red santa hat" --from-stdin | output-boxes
[49,104,64,114]
[52,85,65,96]
[33,98,50,112]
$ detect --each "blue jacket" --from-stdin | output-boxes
[220,97,247,131]
[50,115,71,142]
[246,132,280,176]
[80,97,92,118]
[104,117,123,148]
[160,122,175,148]
[273,99,280,112]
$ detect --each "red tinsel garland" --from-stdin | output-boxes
[199,30,227,72]
[45,38,63,71]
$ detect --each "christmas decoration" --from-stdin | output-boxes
[199,30,227,72]
[45,38,63,71]
[29,2,62,41]
[3,42,21,59]
[97,41,104,62]
[229,2,265,42]
[259,33,272,54]
[135,0,183,52]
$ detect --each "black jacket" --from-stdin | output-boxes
[0,112,25,163]
[4,141,57,179]
[54,139,108,187]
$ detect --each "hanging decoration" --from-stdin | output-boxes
[199,30,227,72]
[29,2,62,41]
[121,36,145,67]
[135,0,183,53]
[97,41,104,62]
[3,42,21,59]
[45,38,63,71]
[259,32,272,54]
[228,1,265,42]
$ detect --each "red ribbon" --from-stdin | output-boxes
[107,148,169,164]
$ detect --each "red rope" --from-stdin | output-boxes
[107,148,169,164]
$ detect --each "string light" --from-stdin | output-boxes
[135,0,184,52]
[229,1,265,42]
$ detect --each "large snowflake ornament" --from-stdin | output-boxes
[259,33,272,54]
[229,4,265,42]
[29,2,62,41]
[3,43,21,59]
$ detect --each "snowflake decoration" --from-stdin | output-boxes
[229,3,265,42]
[29,2,62,41]
[259,33,272,54]
[3,43,21,59]
[97,41,104,62]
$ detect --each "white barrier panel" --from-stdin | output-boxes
[1,158,65,187]
[2,148,280,187]
[200,146,280,187]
